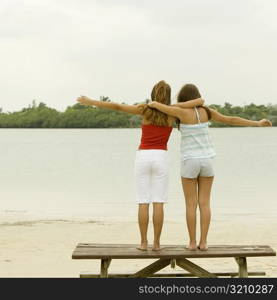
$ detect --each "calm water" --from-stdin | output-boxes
[0,128,276,222]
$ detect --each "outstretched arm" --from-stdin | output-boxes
[173,98,204,108]
[76,96,142,115]
[210,108,272,127]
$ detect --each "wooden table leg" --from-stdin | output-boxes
[171,259,176,269]
[133,259,171,278]
[100,258,111,278]
[176,258,217,278]
[235,257,248,278]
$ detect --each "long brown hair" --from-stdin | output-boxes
[176,84,211,128]
[139,80,171,126]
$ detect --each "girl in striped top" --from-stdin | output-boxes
[76,81,203,251]
[148,83,272,251]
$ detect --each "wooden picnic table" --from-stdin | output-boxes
[72,243,276,278]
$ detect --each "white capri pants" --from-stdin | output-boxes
[135,150,169,204]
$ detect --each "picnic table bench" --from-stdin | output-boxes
[72,243,276,278]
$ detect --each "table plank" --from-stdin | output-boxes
[72,244,276,259]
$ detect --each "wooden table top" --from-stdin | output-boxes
[72,244,276,259]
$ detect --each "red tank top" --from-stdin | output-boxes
[138,124,173,150]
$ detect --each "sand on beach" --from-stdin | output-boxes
[0,218,276,278]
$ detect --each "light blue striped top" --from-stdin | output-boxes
[180,108,216,161]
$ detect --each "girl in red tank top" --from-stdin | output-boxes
[139,124,172,150]
[77,81,203,251]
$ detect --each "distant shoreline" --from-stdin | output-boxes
[1,101,276,127]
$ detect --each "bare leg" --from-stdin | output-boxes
[137,204,149,250]
[181,177,198,250]
[198,176,214,251]
[152,203,164,251]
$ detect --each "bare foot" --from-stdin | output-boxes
[198,242,208,251]
[185,241,197,251]
[185,245,197,251]
[152,242,161,251]
[136,241,148,251]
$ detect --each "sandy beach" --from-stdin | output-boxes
[1,217,276,278]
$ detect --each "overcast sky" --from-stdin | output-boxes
[0,0,277,112]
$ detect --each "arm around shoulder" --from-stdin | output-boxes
[174,98,204,108]
[148,101,185,119]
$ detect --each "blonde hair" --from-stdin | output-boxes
[139,80,171,126]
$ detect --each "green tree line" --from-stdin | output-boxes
[0,98,276,128]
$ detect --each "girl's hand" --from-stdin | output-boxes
[147,101,158,108]
[77,96,90,105]
[258,119,272,127]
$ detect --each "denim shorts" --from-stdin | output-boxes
[180,158,214,178]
